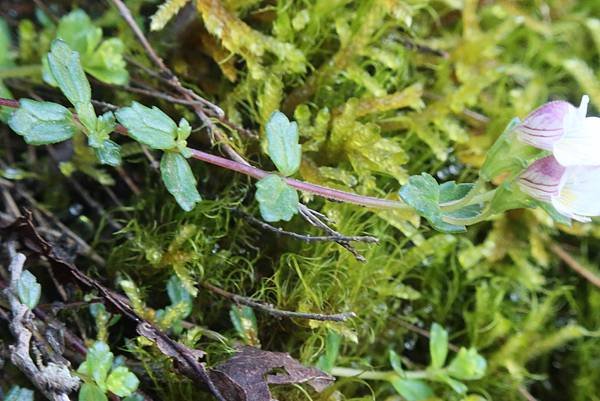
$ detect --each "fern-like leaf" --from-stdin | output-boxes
[150,0,190,31]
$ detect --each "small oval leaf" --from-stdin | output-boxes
[116,102,177,149]
[17,270,41,310]
[160,152,202,211]
[8,99,75,145]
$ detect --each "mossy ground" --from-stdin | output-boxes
[1,1,600,400]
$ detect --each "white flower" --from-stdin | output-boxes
[516,95,600,166]
[519,156,600,222]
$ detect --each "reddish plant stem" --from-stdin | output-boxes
[0,96,408,210]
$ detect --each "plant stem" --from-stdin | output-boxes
[0,64,41,79]
[0,96,410,211]
[187,148,408,209]
[331,367,429,381]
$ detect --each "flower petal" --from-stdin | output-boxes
[553,114,600,166]
[551,165,600,221]
[518,156,565,201]
[516,101,575,150]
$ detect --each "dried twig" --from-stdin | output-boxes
[6,212,228,401]
[3,243,80,401]
[549,243,600,288]
[200,281,357,322]
[240,210,378,243]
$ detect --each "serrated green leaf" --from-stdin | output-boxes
[390,378,434,401]
[47,39,91,107]
[78,341,114,386]
[95,140,121,166]
[16,270,41,309]
[105,367,139,397]
[255,174,299,222]
[79,383,107,401]
[447,347,487,380]
[430,323,449,369]
[160,152,201,211]
[265,111,302,176]
[48,10,128,85]
[84,38,128,85]
[5,386,34,401]
[116,102,177,149]
[56,10,102,56]
[8,99,75,145]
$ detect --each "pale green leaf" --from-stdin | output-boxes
[265,111,302,176]
[8,99,75,145]
[47,39,91,106]
[390,378,434,401]
[84,38,128,85]
[447,347,487,380]
[160,152,202,211]
[255,174,299,222]
[79,383,107,401]
[78,341,114,386]
[17,270,41,309]
[106,367,140,397]
[430,323,449,369]
[116,102,177,149]
[56,9,102,56]
[388,349,404,375]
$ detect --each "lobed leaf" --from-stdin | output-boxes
[265,111,302,176]
[255,174,299,222]
[8,99,75,145]
[105,367,140,397]
[78,341,114,387]
[160,152,202,211]
[447,348,487,380]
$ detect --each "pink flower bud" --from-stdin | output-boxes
[519,155,600,222]
[518,156,565,202]
[516,101,575,150]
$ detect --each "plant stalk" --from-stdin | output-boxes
[0,96,410,211]
[331,367,429,381]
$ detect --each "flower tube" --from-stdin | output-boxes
[519,155,600,222]
[516,95,600,166]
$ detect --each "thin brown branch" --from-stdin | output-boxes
[200,281,357,322]
[549,243,600,288]
[240,210,379,243]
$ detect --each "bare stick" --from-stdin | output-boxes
[550,243,600,288]
[4,244,80,401]
[200,282,357,322]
